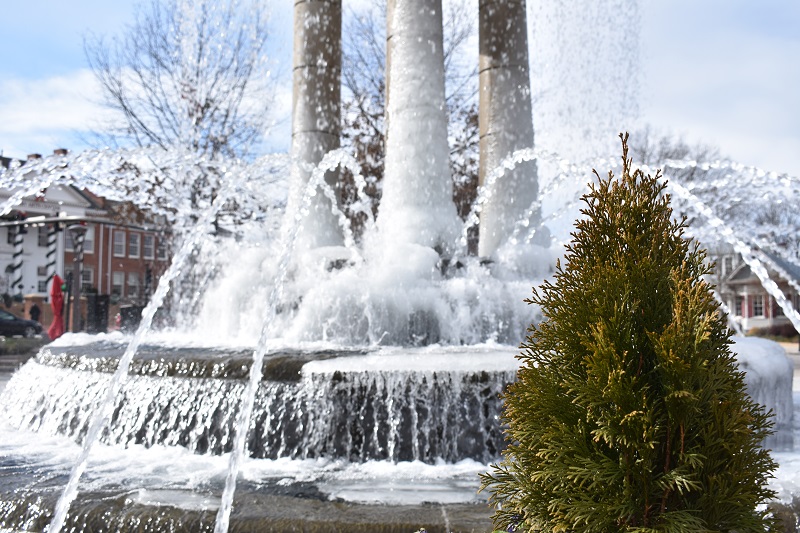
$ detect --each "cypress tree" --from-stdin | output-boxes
[481,134,778,532]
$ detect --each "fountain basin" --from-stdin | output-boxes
[2,342,517,464]
[1,337,791,466]
[0,336,793,532]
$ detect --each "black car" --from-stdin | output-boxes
[0,310,43,337]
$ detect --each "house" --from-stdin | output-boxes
[713,246,800,336]
[1,150,172,330]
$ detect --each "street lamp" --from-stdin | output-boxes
[67,224,87,332]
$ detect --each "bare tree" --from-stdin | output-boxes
[340,0,479,226]
[85,0,274,160]
[629,125,721,173]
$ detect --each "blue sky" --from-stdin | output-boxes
[0,0,798,176]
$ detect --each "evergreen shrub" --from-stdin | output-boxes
[482,134,778,532]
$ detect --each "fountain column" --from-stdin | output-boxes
[478,0,544,257]
[380,0,460,254]
[288,0,343,250]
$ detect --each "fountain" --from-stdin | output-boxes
[0,1,797,532]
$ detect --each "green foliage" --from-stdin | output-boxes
[481,134,779,532]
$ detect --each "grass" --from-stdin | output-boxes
[0,336,49,357]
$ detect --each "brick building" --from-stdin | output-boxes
[1,150,171,330]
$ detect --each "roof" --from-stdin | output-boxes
[723,250,800,286]
[764,250,800,285]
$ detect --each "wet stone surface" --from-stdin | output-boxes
[0,482,494,533]
[35,341,367,381]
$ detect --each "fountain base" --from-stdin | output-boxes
[0,484,492,532]
[0,336,793,532]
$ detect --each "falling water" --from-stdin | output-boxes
[528,0,641,161]
[664,177,800,332]
[456,147,537,255]
[214,150,376,533]
[47,176,239,533]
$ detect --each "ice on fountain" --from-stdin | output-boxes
[2,337,791,468]
[733,336,794,428]
[193,233,552,346]
[380,0,461,254]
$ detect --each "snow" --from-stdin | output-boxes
[303,344,518,374]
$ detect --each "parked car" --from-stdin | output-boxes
[0,310,43,337]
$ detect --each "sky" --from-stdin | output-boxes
[0,0,798,176]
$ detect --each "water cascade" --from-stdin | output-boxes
[216,151,375,532]
[666,178,800,335]
[49,176,240,533]
[5,346,515,464]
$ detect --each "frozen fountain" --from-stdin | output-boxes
[0,0,798,532]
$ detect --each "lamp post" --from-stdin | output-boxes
[67,224,87,332]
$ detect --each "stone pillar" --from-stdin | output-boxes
[11,225,24,296]
[478,0,542,257]
[380,0,460,254]
[288,0,343,250]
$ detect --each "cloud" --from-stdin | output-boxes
[0,69,114,157]
[640,0,800,176]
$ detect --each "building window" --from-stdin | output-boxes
[157,238,167,260]
[752,294,764,317]
[735,296,744,317]
[81,267,94,286]
[776,296,786,316]
[65,226,94,253]
[38,280,48,293]
[722,256,733,276]
[83,227,95,254]
[129,233,140,258]
[143,235,155,259]
[112,271,124,297]
[144,266,154,295]
[113,231,126,257]
[6,228,14,245]
[127,272,140,298]
[38,226,48,247]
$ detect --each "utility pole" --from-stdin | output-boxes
[67,224,87,332]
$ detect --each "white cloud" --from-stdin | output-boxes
[640,1,800,176]
[0,69,113,157]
